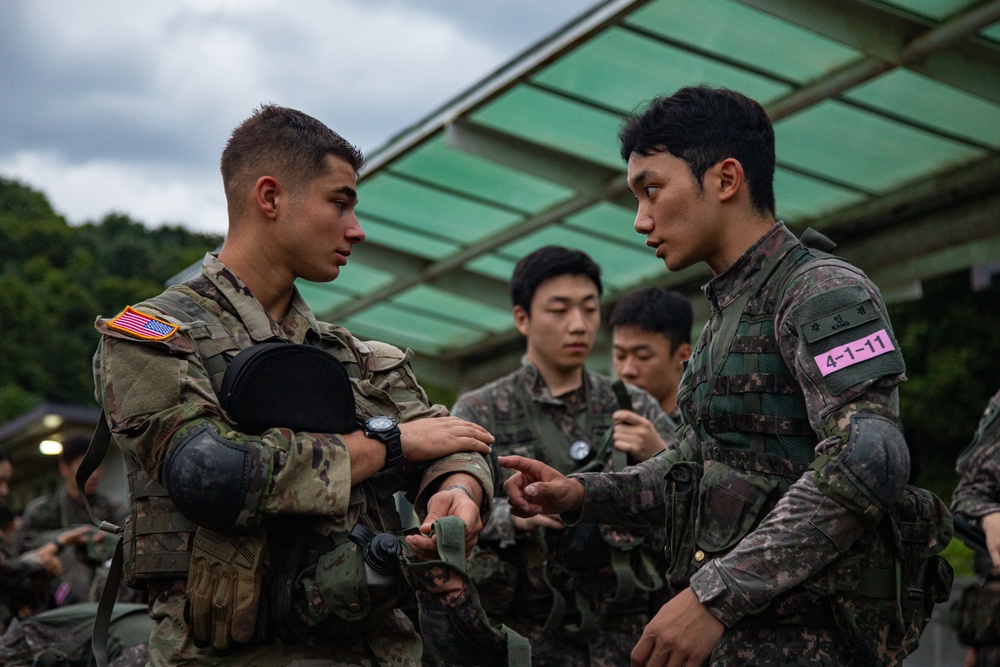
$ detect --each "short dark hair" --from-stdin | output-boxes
[0,448,8,464]
[619,85,775,216]
[610,287,693,351]
[59,435,92,465]
[221,104,364,210]
[0,503,16,530]
[510,246,603,313]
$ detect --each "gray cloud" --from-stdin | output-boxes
[0,0,597,232]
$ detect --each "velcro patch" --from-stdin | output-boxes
[107,306,178,341]
[802,299,878,343]
[814,329,895,377]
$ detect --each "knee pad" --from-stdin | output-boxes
[162,423,269,531]
[814,414,910,520]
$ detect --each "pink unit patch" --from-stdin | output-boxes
[815,329,895,377]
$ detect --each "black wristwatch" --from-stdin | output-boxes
[364,416,403,470]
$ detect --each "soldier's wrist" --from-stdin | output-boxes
[48,539,65,554]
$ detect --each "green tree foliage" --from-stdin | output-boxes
[888,272,1000,501]
[0,177,222,421]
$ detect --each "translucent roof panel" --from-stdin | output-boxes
[358,216,461,260]
[322,262,395,297]
[390,135,575,214]
[359,173,524,243]
[845,69,1000,148]
[464,253,519,283]
[341,304,485,355]
[532,27,791,113]
[983,22,1000,42]
[498,224,662,290]
[390,285,511,333]
[470,86,624,169]
[627,0,862,83]
[563,202,640,247]
[774,169,867,224]
[878,0,979,20]
[295,281,354,313]
[775,100,986,193]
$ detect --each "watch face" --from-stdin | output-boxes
[367,416,396,432]
[568,439,592,462]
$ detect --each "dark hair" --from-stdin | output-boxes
[619,86,775,216]
[59,435,92,464]
[609,287,693,351]
[510,246,603,313]
[221,104,364,209]
[0,448,8,463]
[0,503,15,530]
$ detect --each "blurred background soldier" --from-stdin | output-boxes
[610,286,693,421]
[951,389,1000,667]
[453,245,676,666]
[14,435,125,608]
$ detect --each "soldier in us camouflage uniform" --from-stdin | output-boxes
[92,105,495,666]
[951,389,1000,667]
[501,86,951,666]
[15,435,128,608]
[452,246,678,666]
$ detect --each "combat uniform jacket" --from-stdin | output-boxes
[15,488,126,607]
[453,359,677,664]
[93,253,494,667]
[569,223,915,664]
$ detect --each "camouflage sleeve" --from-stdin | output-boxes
[626,383,679,447]
[12,496,58,553]
[689,264,903,627]
[358,347,493,521]
[95,320,353,529]
[951,389,1000,522]
[566,452,674,529]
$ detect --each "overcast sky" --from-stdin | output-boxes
[1,0,600,234]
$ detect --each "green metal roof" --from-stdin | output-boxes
[300,0,1000,388]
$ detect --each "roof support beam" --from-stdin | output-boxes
[741,0,1000,114]
[444,119,619,194]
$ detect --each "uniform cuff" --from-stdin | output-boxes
[689,560,757,628]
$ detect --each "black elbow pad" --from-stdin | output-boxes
[814,414,910,520]
[161,423,269,531]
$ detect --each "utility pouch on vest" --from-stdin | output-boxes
[817,485,954,666]
[663,456,704,594]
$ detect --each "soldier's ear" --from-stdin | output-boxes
[513,306,531,336]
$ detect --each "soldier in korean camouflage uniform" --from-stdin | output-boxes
[951,389,1000,667]
[92,105,495,666]
[452,246,677,666]
[501,86,951,666]
[15,436,127,608]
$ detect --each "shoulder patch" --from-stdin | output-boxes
[107,306,179,341]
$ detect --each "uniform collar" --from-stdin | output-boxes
[703,222,795,313]
[200,253,321,344]
[518,356,589,408]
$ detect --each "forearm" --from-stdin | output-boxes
[690,473,865,627]
[566,455,670,527]
[415,452,494,522]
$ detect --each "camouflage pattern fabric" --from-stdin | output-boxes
[93,253,494,666]
[452,359,676,665]
[952,389,1000,662]
[569,223,914,665]
[14,487,127,608]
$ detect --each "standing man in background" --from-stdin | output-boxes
[15,435,125,608]
[610,286,693,421]
[452,245,676,666]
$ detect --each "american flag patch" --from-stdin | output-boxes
[107,306,178,340]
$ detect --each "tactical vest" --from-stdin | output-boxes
[482,368,665,637]
[673,231,953,664]
[118,278,373,586]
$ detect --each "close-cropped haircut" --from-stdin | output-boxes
[510,246,603,313]
[221,104,364,209]
[619,85,775,216]
[59,435,92,464]
[0,448,9,463]
[609,287,693,351]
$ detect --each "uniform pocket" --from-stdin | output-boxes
[697,461,780,553]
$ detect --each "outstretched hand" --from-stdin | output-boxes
[399,416,494,463]
[499,455,584,518]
